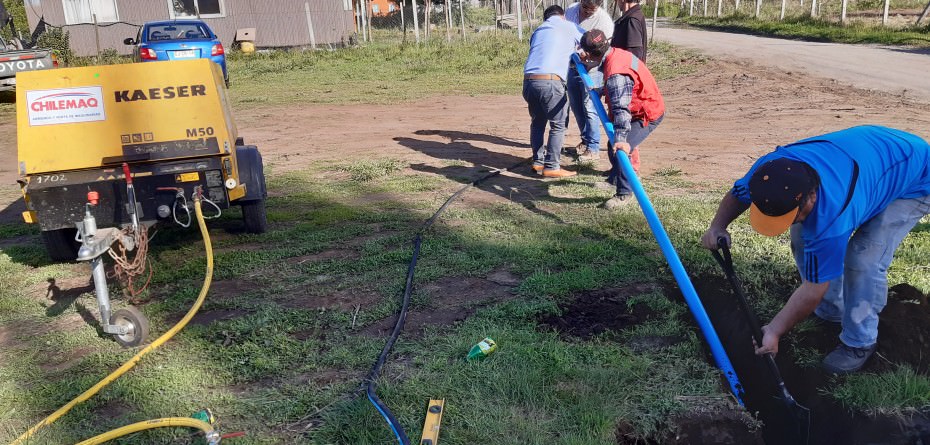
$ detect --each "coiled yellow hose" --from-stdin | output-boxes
[12,197,215,445]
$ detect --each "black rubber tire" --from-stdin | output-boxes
[241,199,267,234]
[41,228,80,262]
[110,307,150,348]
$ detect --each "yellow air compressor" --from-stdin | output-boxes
[15,59,267,346]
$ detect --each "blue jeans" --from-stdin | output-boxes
[607,113,664,197]
[791,194,930,348]
[567,66,603,154]
[523,79,569,170]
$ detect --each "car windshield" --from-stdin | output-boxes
[147,23,210,41]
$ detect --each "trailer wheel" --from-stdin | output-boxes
[110,307,149,348]
[241,199,267,234]
[41,228,80,262]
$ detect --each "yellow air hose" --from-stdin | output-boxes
[75,418,219,445]
[12,196,217,445]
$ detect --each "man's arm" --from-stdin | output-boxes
[605,73,634,152]
[700,192,750,249]
[757,280,830,355]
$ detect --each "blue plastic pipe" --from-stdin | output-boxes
[572,54,745,405]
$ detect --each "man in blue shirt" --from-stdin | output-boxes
[523,5,584,178]
[701,126,930,374]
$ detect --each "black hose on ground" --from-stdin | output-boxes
[363,157,531,444]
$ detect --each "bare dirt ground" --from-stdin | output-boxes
[655,25,930,102]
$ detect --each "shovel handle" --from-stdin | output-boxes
[711,238,766,348]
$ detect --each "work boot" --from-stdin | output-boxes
[541,168,577,178]
[601,194,634,210]
[822,343,877,375]
[577,146,601,163]
[532,164,544,174]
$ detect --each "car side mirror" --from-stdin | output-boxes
[123,38,136,45]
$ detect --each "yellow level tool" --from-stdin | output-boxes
[419,399,445,445]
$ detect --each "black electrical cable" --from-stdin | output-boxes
[363,157,531,444]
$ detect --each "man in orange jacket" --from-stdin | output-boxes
[580,29,666,209]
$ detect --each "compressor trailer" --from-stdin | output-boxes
[16,59,267,346]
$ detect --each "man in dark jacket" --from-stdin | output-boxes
[611,0,648,61]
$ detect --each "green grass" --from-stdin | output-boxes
[226,33,705,106]
[682,14,930,47]
[833,365,930,414]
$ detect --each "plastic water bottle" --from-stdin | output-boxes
[466,337,497,361]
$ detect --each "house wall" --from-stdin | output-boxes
[23,0,356,57]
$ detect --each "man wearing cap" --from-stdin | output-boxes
[701,125,930,374]
[579,29,666,209]
[565,0,614,162]
[523,5,585,178]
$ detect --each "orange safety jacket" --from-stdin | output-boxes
[602,48,665,125]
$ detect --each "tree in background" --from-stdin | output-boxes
[0,0,29,41]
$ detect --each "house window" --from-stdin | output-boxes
[371,4,380,13]
[168,0,225,19]
[389,3,395,12]
[62,0,119,24]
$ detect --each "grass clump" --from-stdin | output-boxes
[833,365,930,414]
[339,158,405,181]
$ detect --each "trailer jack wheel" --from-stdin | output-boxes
[110,307,150,348]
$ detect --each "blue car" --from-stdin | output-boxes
[125,20,228,87]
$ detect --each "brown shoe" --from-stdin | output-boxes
[542,168,577,178]
[532,164,544,174]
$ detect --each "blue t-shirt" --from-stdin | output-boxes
[732,125,930,283]
[523,16,584,80]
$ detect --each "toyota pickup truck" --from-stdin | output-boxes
[0,4,56,92]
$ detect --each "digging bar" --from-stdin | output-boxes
[712,238,811,444]
[571,53,746,406]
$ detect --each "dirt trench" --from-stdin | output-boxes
[686,277,930,445]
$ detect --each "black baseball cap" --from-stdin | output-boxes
[748,157,816,236]
[580,30,610,56]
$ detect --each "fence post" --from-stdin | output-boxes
[93,14,101,59]
[755,0,761,16]
[652,0,659,42]
[918,0,930,25]
[445,0,452,42]
[780,0,786,19]
[703,0,708,16]
[881,0,890,25]
[367,0,373,41]
[412,0,421,42]
[305,2,317,49]
[459,0,467,40]
[517,0,524,40]
[840,0,848,23]
[717,0,723,16]
[401,0,406,40]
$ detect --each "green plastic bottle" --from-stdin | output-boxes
[467,337,497,361]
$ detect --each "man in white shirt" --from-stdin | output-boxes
[565,0,614,162]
